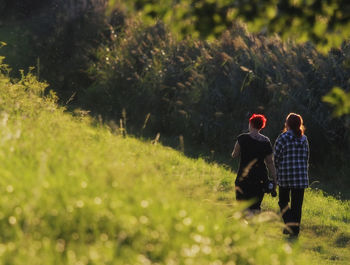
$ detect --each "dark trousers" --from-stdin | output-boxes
[236,184,264,211]
[278,187,305,235]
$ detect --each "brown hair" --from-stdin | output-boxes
[284,113,305,138]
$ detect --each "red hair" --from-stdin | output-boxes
[284,113,304,138]
[249,114,267,130]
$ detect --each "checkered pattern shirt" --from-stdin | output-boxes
[274,131,309,188]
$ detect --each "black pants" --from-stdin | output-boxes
[278,187,305,235]
[236,184,264,211]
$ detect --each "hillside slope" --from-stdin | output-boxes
[0,60,349,264]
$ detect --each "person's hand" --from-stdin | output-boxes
[271,189,277,197]
[271,181,277,197]
[273,180,277,189]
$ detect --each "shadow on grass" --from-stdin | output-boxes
[334,232,350,248]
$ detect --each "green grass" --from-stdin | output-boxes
[0,60,349,264]
[263,190,350,264]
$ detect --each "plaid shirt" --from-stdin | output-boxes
[274,131,309,188]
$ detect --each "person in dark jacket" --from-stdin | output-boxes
[274,113,309,237]
[232,114,277,212]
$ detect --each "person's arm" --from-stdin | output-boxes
[273,136,283,171]
[231,141,240,158]
[306,137,310,164]
[264,154,277,185]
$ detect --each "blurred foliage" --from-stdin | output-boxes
[108,0,350,52]
[0,0,123,102]
[106,0,350,116]
[0,0,45,19]
[323,87,350,117]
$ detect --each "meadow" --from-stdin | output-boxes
[1,57,350,264]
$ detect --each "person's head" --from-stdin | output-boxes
[284,113,305,138]
[249,114,267,131]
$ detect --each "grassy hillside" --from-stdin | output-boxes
[1,59,350,264]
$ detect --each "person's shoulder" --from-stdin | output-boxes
[301,134,309,144]
[280,131,290,137]
[275,132,288,143]
[237,133,249,144]
[237,133,249,139]
[259,134,270,142]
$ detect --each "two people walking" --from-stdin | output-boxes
[232,113,309,238]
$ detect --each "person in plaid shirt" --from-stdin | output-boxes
[274,113,309,237]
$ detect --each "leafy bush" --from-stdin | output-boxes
[1,0,125,103]
[84,21,350,162]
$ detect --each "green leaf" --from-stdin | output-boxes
[323,87,350,116]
